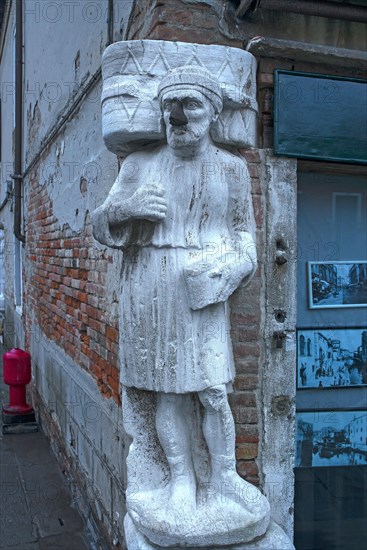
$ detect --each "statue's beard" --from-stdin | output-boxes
[166,120,211,148]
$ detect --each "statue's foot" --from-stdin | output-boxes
[212,469,270,516]
[167,473,197,516]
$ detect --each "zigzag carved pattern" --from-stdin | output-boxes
[114,45,243,127]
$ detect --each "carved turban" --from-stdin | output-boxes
[157,65,223,115]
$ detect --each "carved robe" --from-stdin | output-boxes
[92,144,256,393]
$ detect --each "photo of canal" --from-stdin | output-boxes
[296,411,367,467]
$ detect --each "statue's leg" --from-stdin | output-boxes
[156,392,197,512]
[198,384,235,467]
[198,385,261,508]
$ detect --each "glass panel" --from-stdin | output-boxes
[274,71,367,164]
[295,171,367,549]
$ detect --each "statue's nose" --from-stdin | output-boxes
[169,100,188,126]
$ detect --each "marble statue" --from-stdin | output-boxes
[93,44,295,550]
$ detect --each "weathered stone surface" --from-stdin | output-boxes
[246,36,367,71]
[101,40,258,153]
[129,487,269,547]
[124,514,295,549]
[260,153,297,537]
[93,44,293,549]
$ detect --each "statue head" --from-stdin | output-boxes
[158,66,223,149]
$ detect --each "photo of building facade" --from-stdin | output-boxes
[298,328,367,388]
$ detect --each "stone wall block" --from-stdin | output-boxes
[101,39,258,153]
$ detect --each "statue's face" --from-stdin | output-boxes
[161,90,215,149]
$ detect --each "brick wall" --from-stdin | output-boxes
[25,165,121,405]
[127,0,242,46]
[231,149,264,486]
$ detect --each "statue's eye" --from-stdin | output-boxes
[163,101,172,111]
[185,100,200,109]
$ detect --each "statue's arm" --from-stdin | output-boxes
[92,155,166,249]
[185,157,257,310]
[226,157,258,283]
[91,166,134,249]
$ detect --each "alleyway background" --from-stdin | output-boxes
[0,345,92,550]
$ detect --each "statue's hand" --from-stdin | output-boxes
[128,184,167,222]
[184,255,253,310]
[107,185,167,225]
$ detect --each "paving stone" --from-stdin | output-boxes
[1,543,41,550]
[7,432,54,466]
[38,532,89,550]
[34,507,84,539]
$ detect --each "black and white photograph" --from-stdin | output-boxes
[308,261,367,308]
[297,328,367,389]
[296,411,367,468]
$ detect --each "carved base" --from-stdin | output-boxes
[126,479,270,547]
[124,514,295,549]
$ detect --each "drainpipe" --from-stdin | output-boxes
[107,0,114,46]
[13,0,25,243]
[237,0,367,23]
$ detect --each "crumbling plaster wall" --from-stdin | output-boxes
[23,0,107,163]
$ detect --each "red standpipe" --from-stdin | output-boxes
[3,348,33,414]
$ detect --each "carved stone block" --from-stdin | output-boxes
[101,40,258,153]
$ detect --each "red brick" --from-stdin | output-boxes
[110,366,119,382]
[247,163,259,179]
[106,326,118,342]
[107,375,119,394]
[240,149,261,163]
[235,425,259,444]
[90,363,101,379]
[149,24,218,45]
[252,195,263,228]
[236,357,259,376]
[233,374,259,391]
[231,391,256,408]
[232,342,260,359]
[229,400,258,424]
[237,461,259,480]
[236,443,258,460]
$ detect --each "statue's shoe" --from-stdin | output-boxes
[201,471,270,516]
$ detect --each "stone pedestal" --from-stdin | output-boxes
[124,514,295,549]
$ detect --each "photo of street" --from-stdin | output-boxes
[296,411,367,467]
[308,261,367,308]
[297,328,367,388]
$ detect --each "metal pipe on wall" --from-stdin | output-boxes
[107,0,114,45]
[13,0,25,243]
[237,0,367,24]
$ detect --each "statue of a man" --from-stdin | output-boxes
[93,66,268,536]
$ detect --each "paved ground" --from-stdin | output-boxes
[0,348,92,550]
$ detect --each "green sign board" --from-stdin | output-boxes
[274,70,367,164]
